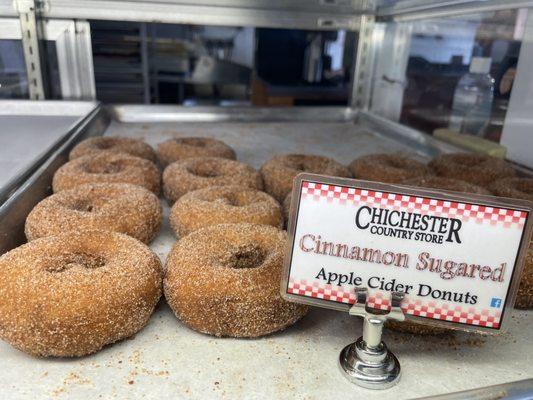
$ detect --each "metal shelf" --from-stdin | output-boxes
[2,0,532,30]
[0,0,364,31]
[378,0,533,21]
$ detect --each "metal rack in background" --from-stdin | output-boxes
[90,21,149,104]
[0,16,95,100]
[3,1,533,155]
[3,0,533,106]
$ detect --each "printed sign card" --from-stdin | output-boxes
[282,174,532,332]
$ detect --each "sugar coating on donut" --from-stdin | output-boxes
[490,177,533,202]
[53,151,161,194]
[0,230,162,357]
[349,153,431,184]
[429,153,516,188]
[164,223,308,337]
[162,157,263,203]
[25,183,162,243]
[169,186,282,237]
[156,137,236,167]
[283,193,292,224]
[515,243,533,309]
[261,154,351,202]
[488,177,532,309]
[69,136,156,162]
[402,176,491,195]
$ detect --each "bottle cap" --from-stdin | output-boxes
[470,57,492,74]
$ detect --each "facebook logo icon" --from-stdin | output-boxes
[490,298,502,308]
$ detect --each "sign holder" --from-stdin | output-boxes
[282,173,533,389]
[339,288,405,389]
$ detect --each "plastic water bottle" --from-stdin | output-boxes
[449,57,495,136]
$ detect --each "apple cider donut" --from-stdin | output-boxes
[489,177,533,309]
[0,230,162,357]
[169,186,282,237]
[53,151,161,194]
[156,137,236,167]
[429,153,516,188]
[402,176,490,195]
[260,154,351,202]
[69,136,156,162]
[349,153,431,184]
[164,223,308,337]
[515,243,533,309]
[283,193,292,223]
[25,183,162,243]
[162,157,263,203]
[489,177,533,202]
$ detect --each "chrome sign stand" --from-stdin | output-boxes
[339,288,405,389]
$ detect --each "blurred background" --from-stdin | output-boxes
[0,9,528,145]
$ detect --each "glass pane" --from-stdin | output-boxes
[89,20,355,106]
[0,39,63,100]
[44,41,62,100]
[0,39,29,99]
[400,9,525,144]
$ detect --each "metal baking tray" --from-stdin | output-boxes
[0,100,108,254]
[0,101,100,202]
[0,104,531,400]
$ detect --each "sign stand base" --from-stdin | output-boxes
[338,288,405,390]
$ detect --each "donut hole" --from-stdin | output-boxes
[175,138,206,147]
[290,161,307,172]
[385,157,412,170]
[217,192,255,207]
[287,157,319,173]
[85,161,123,174]
[94,139,116,150]
[222,244,266,269]
[69,199,95,212]
[61,195,112,213]
[46,252,106,273]
[187,163,220,178]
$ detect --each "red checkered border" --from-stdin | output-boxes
[287,278,501,328]
[301,181,527,229]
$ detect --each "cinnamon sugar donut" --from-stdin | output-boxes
[25,183,162,243]
[489,177,533,201]
[156,137,236,167]
[349,153,431,184]
[164,223,308,337]
[169,186,282,237]
[429,153,516,188]
[515,243,533,309]
[261,154,351,202]
[0,230,162,357]
[70,136,156,162]
[162,157,262,203]
[402,176,490,195]
[489,178,533,309]
[53,151,161,194]
[283,193,292,223]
